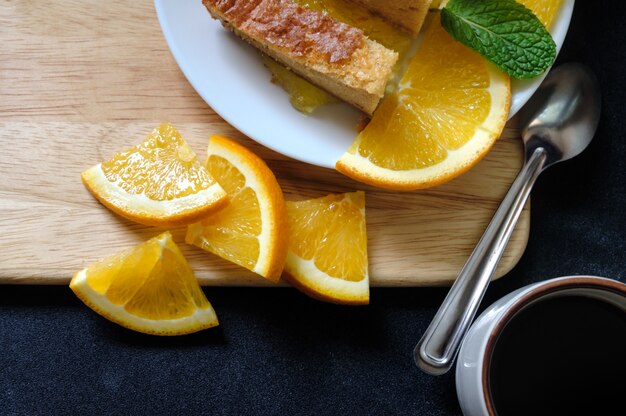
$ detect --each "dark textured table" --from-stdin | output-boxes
[2,2,625,415]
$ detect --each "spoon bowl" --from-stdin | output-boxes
[414,63,602,376]
[520,63,601,167]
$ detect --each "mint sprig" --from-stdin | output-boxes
[441,0,557,79]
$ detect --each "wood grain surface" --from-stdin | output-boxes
[0,0,529,286]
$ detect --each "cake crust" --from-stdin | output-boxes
[203,0,398,115]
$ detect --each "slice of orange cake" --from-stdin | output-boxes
[203,0,398,115]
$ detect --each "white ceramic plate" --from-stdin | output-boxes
[155,0,575,169]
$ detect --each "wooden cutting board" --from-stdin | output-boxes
[0,1,529,286]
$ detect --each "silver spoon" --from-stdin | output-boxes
[414,63,602,375]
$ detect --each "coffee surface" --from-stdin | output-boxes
[488,295,626,415]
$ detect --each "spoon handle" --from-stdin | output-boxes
[414,147,547,375]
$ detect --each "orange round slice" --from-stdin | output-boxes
[518,0,564,29]
[284,191,369,305]
[336,14,511,190]
[70,231,219,336]
[186,136,288,282]
[81,123,227,227]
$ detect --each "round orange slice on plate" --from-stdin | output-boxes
[336,15,511,190]
[518,0,563,29]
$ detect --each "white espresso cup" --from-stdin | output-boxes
[455,276,626,416]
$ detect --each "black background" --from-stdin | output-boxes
[2,2,625,415]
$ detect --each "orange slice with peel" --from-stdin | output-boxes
[518,0,563,29]
[284,191,369,305]
[70,231,218,336]
[81,123,227,227]
[336,14,511,190]
[186,135,288,282]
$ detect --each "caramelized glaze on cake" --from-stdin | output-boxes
[211,0,364,63]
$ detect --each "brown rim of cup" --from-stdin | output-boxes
[480,276,626,416]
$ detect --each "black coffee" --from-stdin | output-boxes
[488,294,626,416]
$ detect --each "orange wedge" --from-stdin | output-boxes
[186,136,288,282]
[284,191,369,305]
[81,123,227,227]
[336,14,511,190]
[70,232,218,336]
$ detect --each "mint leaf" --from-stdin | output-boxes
[441,0,556,79]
